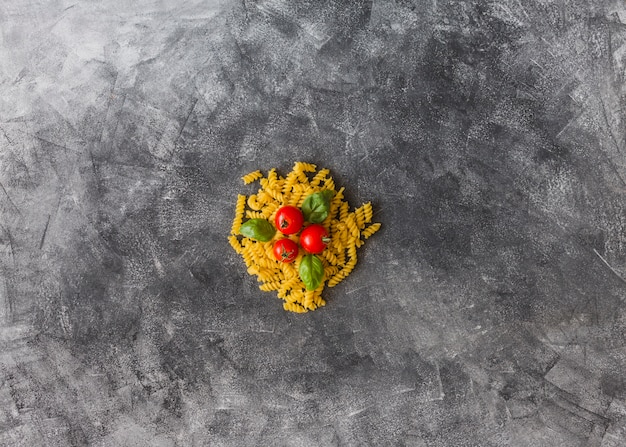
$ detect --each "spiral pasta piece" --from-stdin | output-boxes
[362,223,381,239]
[287,188,304,207]
[312,295,326,308]
[230,194,246,235]
[338,201,349,222]
[310,168,330,186]
[260,281,282,291]
[283,301,308,313]
[246,210,266,219]
[228,236,243,254]
[345,214,360,239]
[294,161,316,173]
[362,202,373,224]
[355,207,367,229]
[265,187,284,203]
[242,170,263,184]
[323,250,340,266]
[247,195,262,210]
[302,290,316,310]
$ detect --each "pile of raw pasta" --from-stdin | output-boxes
[228,162,380,313]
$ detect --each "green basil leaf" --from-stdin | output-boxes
[299,254,324,290]
[239,218,276,242]
[301,190,335,223]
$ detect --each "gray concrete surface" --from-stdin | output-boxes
[1,0,626,445]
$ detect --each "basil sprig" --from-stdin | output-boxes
[299,254,324,290]
[239,218,276,242]
[301,190,334,223]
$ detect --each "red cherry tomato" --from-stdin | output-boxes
[299,224,330,254]
[273,238,299,263]
[274,206,304,235]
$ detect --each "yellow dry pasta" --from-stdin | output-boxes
[228,235,242,254]
[283,301,307,313]
[294,161,317,173]
[310,169,330,186]
[302,290,316,311]
[229,162,381,312]
[230,194,246,235]
[363,202,373,223]
[245,210,266,219]
[362,222,381,239]
[247,195,262,210]
[259,281,283,291]
[241,170,263,184]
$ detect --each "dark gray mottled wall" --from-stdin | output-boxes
[1,0,626,446]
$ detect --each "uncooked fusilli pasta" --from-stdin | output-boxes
[241,170,263,184]
[229,162,381,312]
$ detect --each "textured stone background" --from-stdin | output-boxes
[1,0,626,445]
